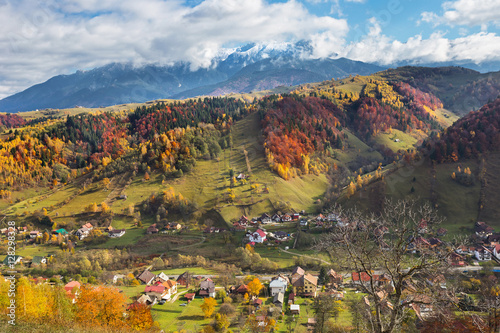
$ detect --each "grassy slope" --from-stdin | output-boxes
[477,152,500,225]
[344,158,482,236]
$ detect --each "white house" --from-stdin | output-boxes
[269,278,287,296]
[493,244,500,260]
[474,247,492,261]
[250,229,267,243]
[108,229,126,238]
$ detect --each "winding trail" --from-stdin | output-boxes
[278,247,331,265]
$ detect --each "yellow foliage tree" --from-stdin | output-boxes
[347,182,356,197]
[101,202,110,214]
[247,278,263,298]
[200,297,217,318]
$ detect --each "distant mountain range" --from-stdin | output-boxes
[0,42,384,113]
[2,40,500,113]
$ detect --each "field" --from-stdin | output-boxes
[344,157,482,237]
[373,129,422,152]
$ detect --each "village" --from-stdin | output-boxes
[2,205,500,332]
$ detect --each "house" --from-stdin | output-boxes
[288,293,295,304]
[272,214,282,222]
[487,233,500,243]
[269,278,287,296]
[239,216,250,226]
[177,271,191,287]
[199,278,215,298]
[53,228,68,235]
[31,256,46,267]
[185,293,196,302]
[147,224,159,234]
[154,272,170,283]
[232,222,246,231]
[292,213,300,220]
[475,247,492,261]
[316,214,325,222]
[327,213,339,222]
[302,274,318,297]
[273,292,284,307]
[418,220,428,234]
[274,231,287,240]
[113,274,126,284]
[249,229,266,243]
[493,244,500,260]
[307,318,317,331]
[260,213,272,224]
[108,229,126,238]
[230,284,249,295]
[137,270,156,285]
[64,281,80,303]
[137,294,155,305]
[351,272,379,287]
[253,298,263,308]
[281,214,292,222]
[290,304,300,315]
[75,226,92,240]
[428,237,443,248]
[2,255,23,266]
[475,221,494,239]
[291,273,318,297]
[145,284,166,299]
[168,222,182,230]
[449,252,466,266]
[291,266,305,279]
[29,231,41,239]
[327,269,343,285]
[299,219,308,227]
[82,222,93,230]
[436,228,448,236]
[455,245,475,256]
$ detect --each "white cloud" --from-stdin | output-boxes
[342,18,500,65]
[421,0,500,27]
[0,0,348,98]
[2,0,500,101]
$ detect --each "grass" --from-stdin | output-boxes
[373,129,422,152]
[254,246,297,269]
[345,158,481,237]
[90,227,145,249]
[151,297,220,332]
[14,244,55,258]
[117,284,145,302]
[150,267,216,276]
[334,129,383,167]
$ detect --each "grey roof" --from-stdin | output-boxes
[273,292,284,305]
[200,278,215,292]
[137,270,156,284]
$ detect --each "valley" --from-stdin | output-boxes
[1,67,500,333]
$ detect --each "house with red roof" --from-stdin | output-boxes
[64,281,81,303]
[249,229,266,243]
[493,244,500,260]
[351,272,380,288]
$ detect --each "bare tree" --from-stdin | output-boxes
[315,199,458,333]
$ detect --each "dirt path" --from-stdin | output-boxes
[103,171,132,206]
[169,290,189,303]
[278,247,331,265]
[171,236,206,250]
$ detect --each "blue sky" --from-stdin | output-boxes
[1,0,500,99]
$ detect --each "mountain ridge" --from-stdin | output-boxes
[0,43,383,113]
